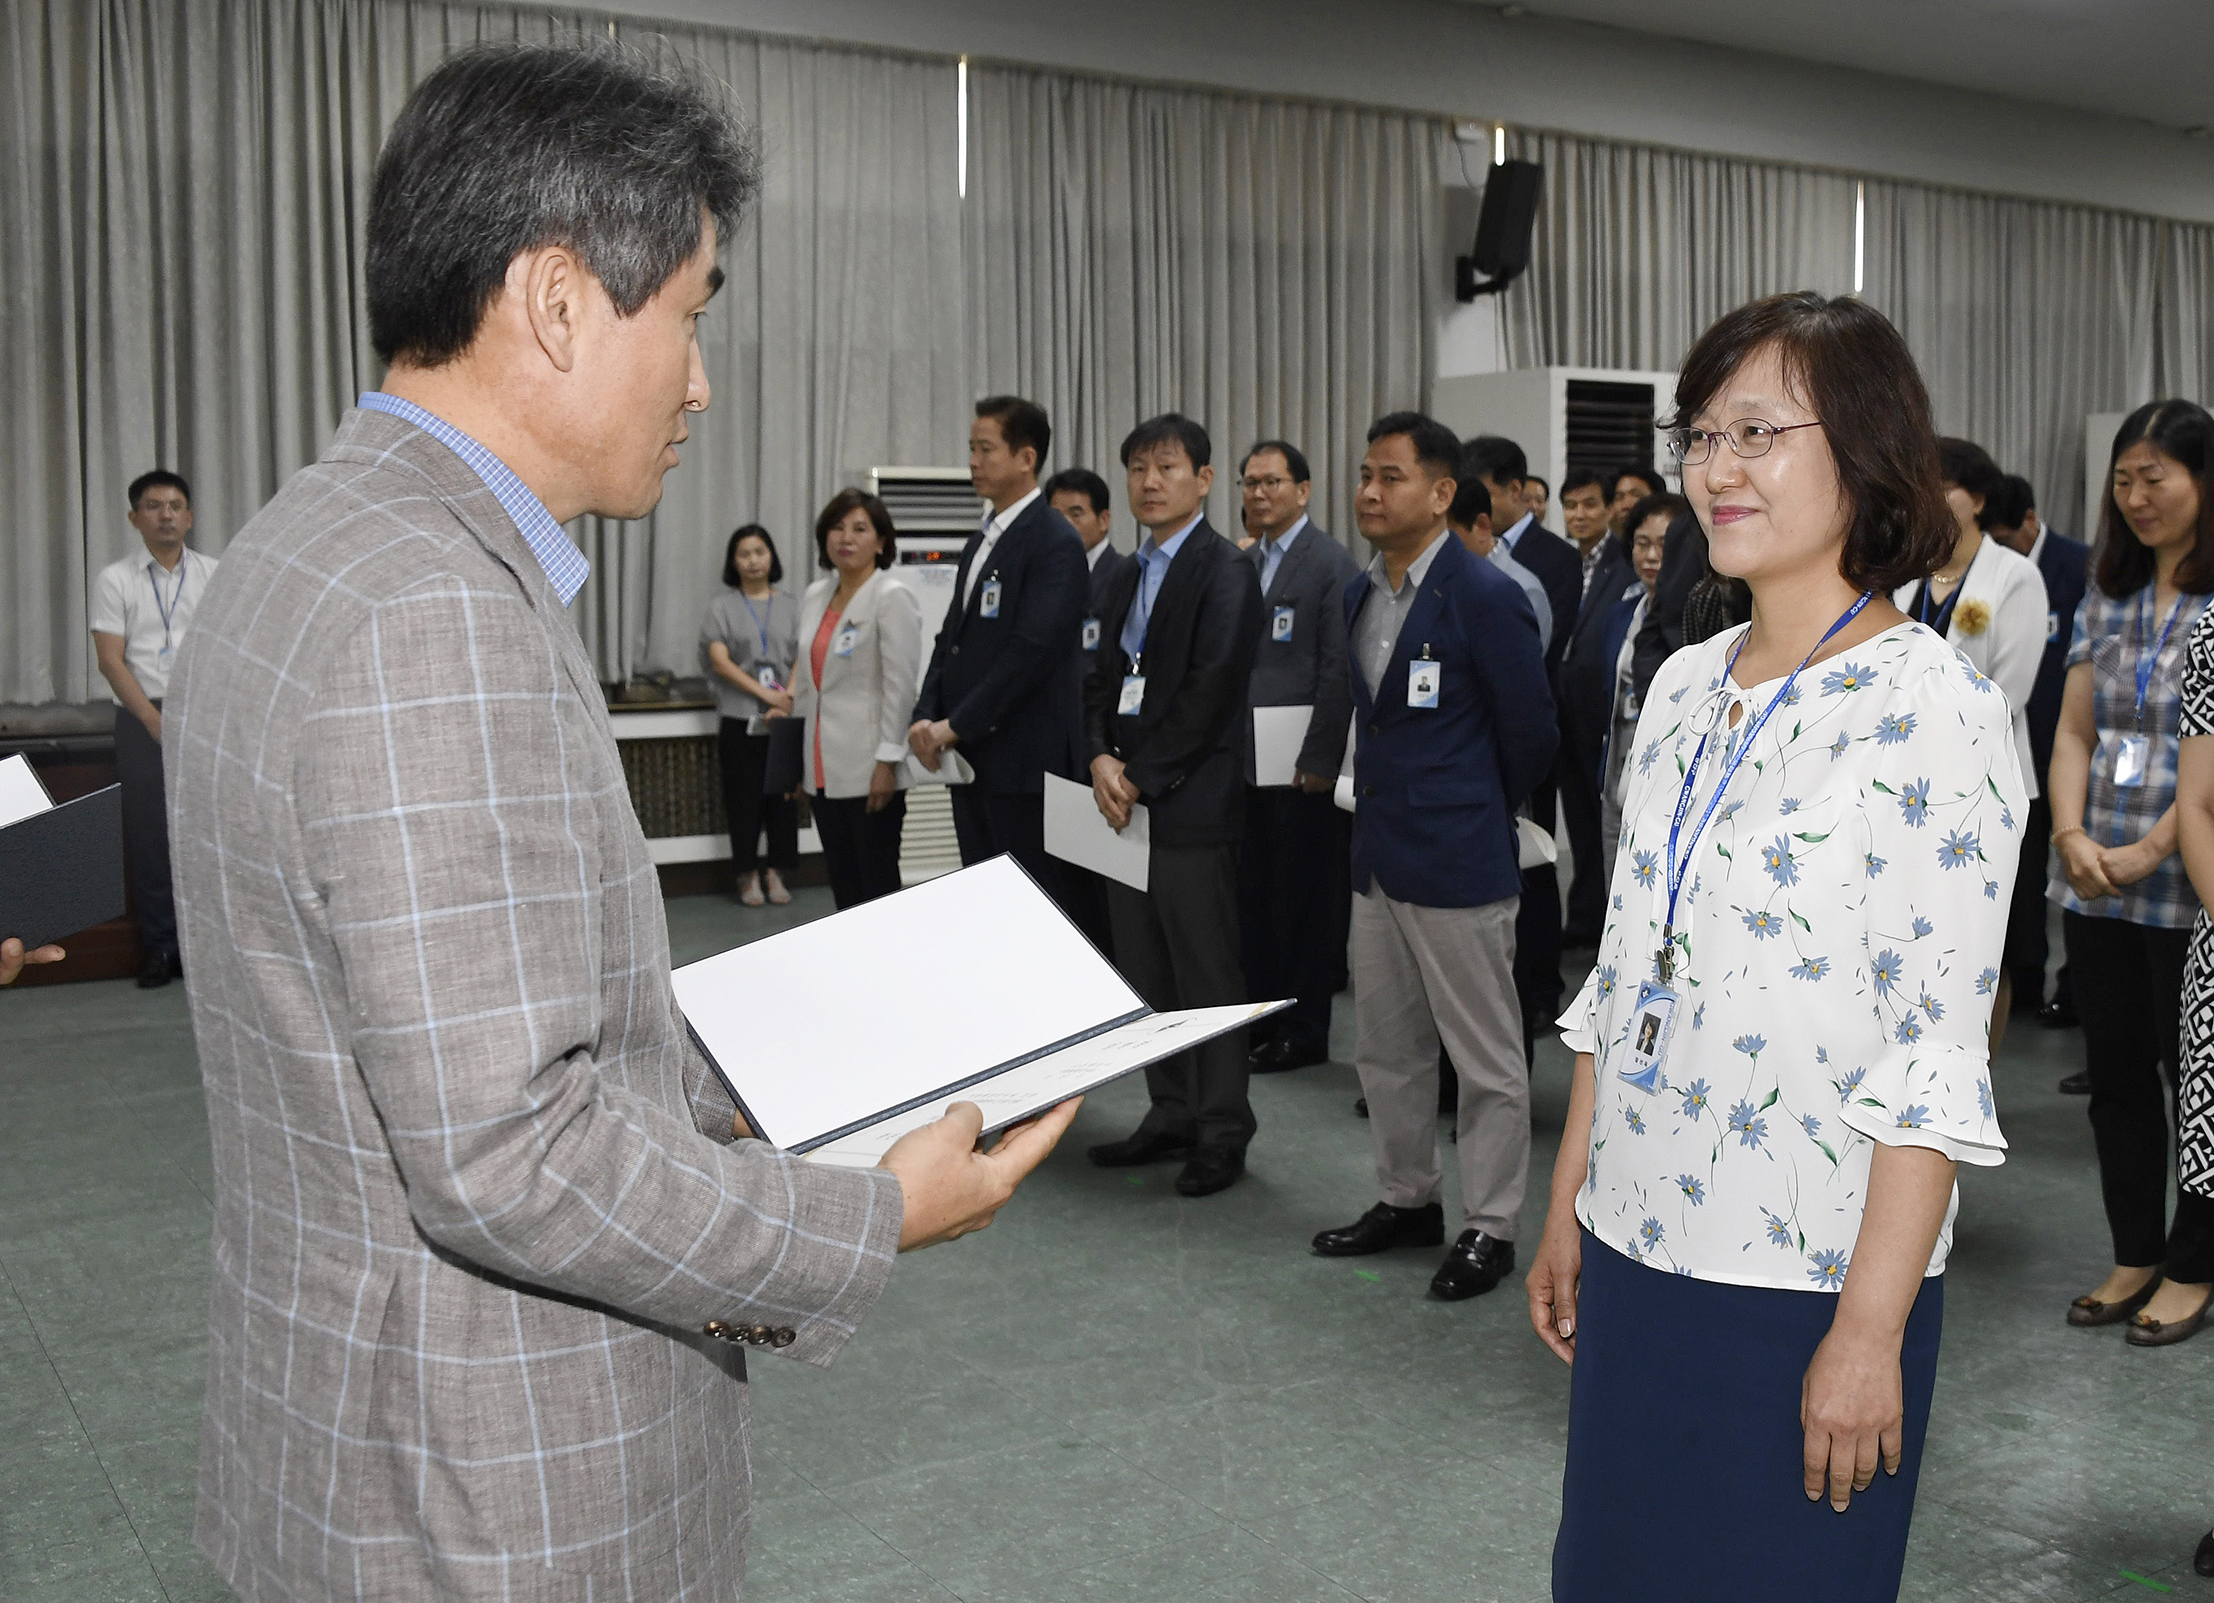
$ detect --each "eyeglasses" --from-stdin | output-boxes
[1241,475,1291,492]
[1665,419,1824,467]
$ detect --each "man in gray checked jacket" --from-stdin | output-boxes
[166,43,1074,1602]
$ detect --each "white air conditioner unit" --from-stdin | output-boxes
[1432,367,1681,502]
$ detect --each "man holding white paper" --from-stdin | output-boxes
[1235,440,1358,1073]
[1082,414,1266,1196]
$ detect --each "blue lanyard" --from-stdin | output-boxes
[1656,591,1871,982]
[739,592,771,654]
[1916,579,1960,636]
[149,554,189,642]
[2132,586,2186,731]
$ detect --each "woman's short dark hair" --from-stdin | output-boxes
[722,523,782,588]
[1936,437,2007,528]
[1667,292,1955,594]
[1625,493,1692,540]
[2092,399,2214,599]
[367,42,757,367]
[814,490,897,571]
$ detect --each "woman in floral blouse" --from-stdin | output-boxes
[1530,293,2024,1603]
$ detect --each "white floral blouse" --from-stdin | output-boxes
[1560,620,2025,1291]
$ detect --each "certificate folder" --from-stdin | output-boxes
[670,855,1286,1165]
[0,780,126,950]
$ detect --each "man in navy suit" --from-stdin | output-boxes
[1083,414,1267,1196]
[911,397,1089,909]
[1990,473,2090,1041]
[1311,413,1556,1300]
[1553,468,1632,947]
[1044,466,1134,956]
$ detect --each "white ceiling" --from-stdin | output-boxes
[1477,0,2214,131]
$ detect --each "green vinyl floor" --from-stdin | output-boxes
[1,886,2209,1602]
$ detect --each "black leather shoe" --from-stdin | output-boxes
[1250,1037,1327,1073]
[2038,998,2078,1029]
[1087,1128,1194,1168]
[2195,1527,2214,1577]
[2058,1071,2092,1096]
[1174,1148,1244,1197]
[1312,1201,1445,1256]
[1430,1230,1516,1300]
[136,954,172,990]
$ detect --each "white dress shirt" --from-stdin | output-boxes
[965,486,1042,605]
[90,548,220,701]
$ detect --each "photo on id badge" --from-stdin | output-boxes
[1616,980,1678,1094]
[1408,657,1440,709]
[1271,605,1295,643]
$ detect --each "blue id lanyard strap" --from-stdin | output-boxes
[149,553,188,643]
[1656,591,1872,983]
[2133,586,2186,732]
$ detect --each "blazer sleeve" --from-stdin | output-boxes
[1634,511,1705,699]
[296,581,900,1364]
[912,537,981,724]
[1124,556,1267,800]
[1298,550,1356,777]
[1468,572,1558,811]
[947,525,1088,746]
[1083,566,1134,766]
[875,581,924,764]
[1983,564,2048,717]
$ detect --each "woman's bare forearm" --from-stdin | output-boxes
[1830,1142,1955,1343]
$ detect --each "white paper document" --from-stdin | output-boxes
[1251,704,1313,788]
[1042,771,1149,891]
[0,755,55,829]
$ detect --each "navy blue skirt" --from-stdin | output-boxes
[1553,1231,1943,1603]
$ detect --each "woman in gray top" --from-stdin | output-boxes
[700,525,801,905]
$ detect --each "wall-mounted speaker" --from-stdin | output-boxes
[1456,159,1542,301]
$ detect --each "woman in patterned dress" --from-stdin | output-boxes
[1530,293,2023,1602]
[2054,400,2214,1345]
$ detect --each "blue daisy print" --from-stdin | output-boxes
[1976,1079,1995,1120]
[1870,949,1904,998]
[1679,1078,1711,1119]
[1625,1106,1646,1134]
[1778,796,1801,815]
[1821,661,1875,696]
[1865,851,1887,877]
[1895,1016,1923,1045]
[1733,1033,1767,1057]
[1975,966,1999,995]
[1742,907,1784,939]
[1761,835,1800,886]
[1898,778,1932,827]
[1874,712,1916,746]
[1896,1104,1930,1128]
[1595,964,1618,1001]
[1911,915,1934,938]
[1983,880,2000,900]
[1763,1209,1793,1247]
[2000,805,2015,833]
[1639,741,1660,775]
[1960,657,1994,692]
[1791,955,1830,982]
[1938,827,1980,870]
[1726,1100,1769,1150]
[1919,989,1945,1022]
[1692,1002,1707,1030]
[1837,1065,1868,1101]
[1801,1113,1822,1139]
[1677,1173,1706,1206]
[1829,731,1852,759]
[1640,1217,1665,1247]
[1807,1248,1849,1288]
[1817,1046,1829,1064]
[1631,849,1659,887]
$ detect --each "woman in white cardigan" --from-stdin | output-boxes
[792,490,923,909]
[1892,437,2048,1044]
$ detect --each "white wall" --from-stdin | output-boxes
[599,0,2214,224]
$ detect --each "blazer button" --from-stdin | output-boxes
[747,1324,773,1346]
[703,1320,732,1341]
[771,1328,796,1348]
[950,644,962,656]
[1361,785,1374,799]
[1366,721,1378,735]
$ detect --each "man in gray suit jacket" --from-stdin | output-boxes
[166,44,1073,1602]
[1235,441,1358,1070]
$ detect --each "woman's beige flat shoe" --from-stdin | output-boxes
[738,871,765,908]
[765,870,791,906]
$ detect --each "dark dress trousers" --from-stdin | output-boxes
[1556,536,1631,944]
[1064,543,1140,954]
[1085,518,1267,1153]
[912,494,1089,905]
[1501,520,1581,1049]
[1632,510,1709,702]
[2012,531,2091,998]
[114,703,177,961]
[1238,525,1359,1055]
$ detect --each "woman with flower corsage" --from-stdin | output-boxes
[1891,436,2048,1047]
[1530,293,2025,1603]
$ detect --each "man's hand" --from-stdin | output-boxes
[1291,768,1332,794]
[0,938,66,986]
[1090,754,1138,830]
[881,1097,1083,1249]
[762,687,795,716]
[907,718,958,771]
[142,708,164,743]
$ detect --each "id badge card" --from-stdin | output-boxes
[979,578,1002,619]
[158,641,175,672]
[832,625,859,658]
[2047,610,2061,644]
[1615,980,1681,1094]
[1271,605,1295,643]
[2113,731,2151,788]
[1118,674,1146,715]
[1407,659,1441,709]
[1082,617,1102,651]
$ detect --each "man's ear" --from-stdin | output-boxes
[518,245,585,374]
[1196,463,1215,496]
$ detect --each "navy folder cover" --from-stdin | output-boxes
[0,784,126,949]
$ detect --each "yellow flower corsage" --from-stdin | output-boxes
[1953,597,1991,636]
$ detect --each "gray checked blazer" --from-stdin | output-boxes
[166,408,903,1602]
[1241,522,1360,784]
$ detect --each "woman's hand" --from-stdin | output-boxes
[2057,830,2116,900]
[866,761,899,814]
[762,687,795,716]
[1525,1208,1584,1364]
[2102,835,2167,887]
[1800,1327,1904,1511]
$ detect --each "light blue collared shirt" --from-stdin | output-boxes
[1497,509,1535,552]
[1258,514,1309,595]
[1120,512,1203,661]
[356,391,591,606]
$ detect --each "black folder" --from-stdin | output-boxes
[761,716,804,796]
[0,784,127,950]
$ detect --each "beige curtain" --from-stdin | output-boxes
[963,65,1442,548]
[2156,220,2214,407]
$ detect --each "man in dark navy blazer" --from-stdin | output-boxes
[1991,473,2090,1035]
[911,396,1089,908]
[1082,415,1266,1197]
[1553,468,1632,947]
[1045,466,1135,955]
[1310,413,1556,1301]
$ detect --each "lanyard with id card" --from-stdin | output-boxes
[150,554,189,671]
[1407,647,1441,710]
[2108,588,2186,790]
[1082,618,1102,651]
[1118,654,1146,716]
[1271,605,1295,643]
[1620,593,1872,1094]
[980,573,1003,619]
[832,623,859,658]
